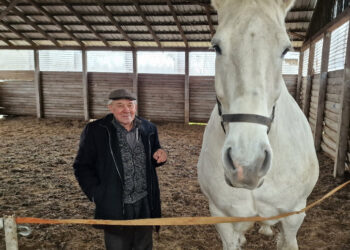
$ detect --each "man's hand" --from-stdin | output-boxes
[153,149,167,164]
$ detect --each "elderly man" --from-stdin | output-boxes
[73,89,167,250]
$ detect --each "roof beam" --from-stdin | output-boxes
[97,2,135,48]
[0,34,13,46]
[0,0,60,46]
[167,0,188,47]
[60,0,109,47]
[0,0,21,21]
[204,5,215,37]
[288,31,305,40]
[26,0,83,47]
[131,0,161,48]
[0,20,36,46]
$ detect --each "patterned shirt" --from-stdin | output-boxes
[112,117,148,204]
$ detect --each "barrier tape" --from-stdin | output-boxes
[15,180,350,226]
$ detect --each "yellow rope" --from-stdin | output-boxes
[16,180,350,226]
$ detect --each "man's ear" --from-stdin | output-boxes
[211,0,227,11]
[107,104,113,112]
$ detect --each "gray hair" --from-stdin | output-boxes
[108,99,137,105]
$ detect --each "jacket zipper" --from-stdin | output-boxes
[148,132,154,211]
[100,124,125,215]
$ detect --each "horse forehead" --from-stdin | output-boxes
[217,1,285,35]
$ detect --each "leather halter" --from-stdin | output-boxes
[216,97,275,134]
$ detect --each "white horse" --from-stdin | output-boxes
[197,0,319,249]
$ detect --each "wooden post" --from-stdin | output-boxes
[296,51,304,106]
[82,50,89,121]
[184,50,190,124]
[303,45,315,117]
[132,50,139,115]
[314,32,331,151]
[334,23,350,177]
[4,215,18,250]
[34,49,42,118]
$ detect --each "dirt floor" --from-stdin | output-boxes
[0,116,350,250]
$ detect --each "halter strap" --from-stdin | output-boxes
[216,97,275,134]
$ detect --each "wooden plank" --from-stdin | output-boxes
[184,50,189,124]
[323,133,337,151]
[324,110,339,123]
[324,117,339,131]
[34,50,42,118]
[303,45,315,117]
[82,50,89,121]
[296,51,304,106]
[0,71,34,80]
[325,101,341,114]
[314,32,331,151]
[328,69,344,78]
[321,142,336,160]
[334,22,350,177]
[324,125,338,142]
[326,93,341,103]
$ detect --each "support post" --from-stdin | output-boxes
[132,50,139,115]
[184,50,189,124]
[82,49,89,121]
[296,51,304,106]
[314,32,331,151]
[4,216,18,250]
[334,23,350,177]
[303,45,315,117]
[34,50,42,118]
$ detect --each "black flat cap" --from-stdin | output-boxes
[108,89,136,100]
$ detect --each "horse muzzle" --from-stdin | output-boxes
[222,145,272,190]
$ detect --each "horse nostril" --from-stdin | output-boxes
[226,147,236,170]
[259,150,271,176]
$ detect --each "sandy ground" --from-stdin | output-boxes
[0,116,350,250]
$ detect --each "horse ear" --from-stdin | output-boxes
[280,0,296,14]
[211,0,227,10]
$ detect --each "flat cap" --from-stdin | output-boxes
[108,89,136,101]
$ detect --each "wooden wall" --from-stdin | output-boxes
[308,74,320,135]
[300,77,308,110]
[88,72,134,119]
[138,74,185,122]
[283,75,298,98]
[41,72,83,118]
[320,70,344,160]
[189,76,215,123]
[0,71,35,115]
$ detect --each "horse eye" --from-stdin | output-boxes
[281,47,290,58]
[212,44,222,55]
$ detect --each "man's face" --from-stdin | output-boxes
[108,99,137,128]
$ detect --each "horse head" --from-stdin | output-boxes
[212,0,295,189]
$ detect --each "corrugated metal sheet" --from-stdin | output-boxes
[0,0,319,49]
[313,38,323,74]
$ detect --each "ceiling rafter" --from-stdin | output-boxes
[60,0,109,47]
[131,0,161,48]
[26,0,83,47]
[167,0,188,47]
[0,34,12,46]
[204,5,215,37]
[97,1,135,48]
[0,0,60,46]
[288,31,306,40]
[0,0,21,21]
[0,20,36,46]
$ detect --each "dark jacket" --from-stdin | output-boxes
[73,114,163,221]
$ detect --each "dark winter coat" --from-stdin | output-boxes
[73,114,163,222]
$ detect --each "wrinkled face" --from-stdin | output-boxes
[108,99,137,129]
[212,0,292,189]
